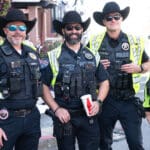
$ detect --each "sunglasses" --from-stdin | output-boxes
[65,25,82,31]
[105,14,121,22]
[7,25,27,32]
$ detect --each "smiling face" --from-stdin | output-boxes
[3,21,27,47]
[62,23,83,45]
[103,12,123,33]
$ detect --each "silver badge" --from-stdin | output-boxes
[0,108,9,120]
[28,52,37,60]
[85,52,93,60]
[122,42,129,51]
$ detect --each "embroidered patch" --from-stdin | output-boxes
[28,52,37,60]
[0,108,9,120]
[122,42,129,51]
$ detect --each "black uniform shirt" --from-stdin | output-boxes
[42,43,109,87]
[106,31,149,63]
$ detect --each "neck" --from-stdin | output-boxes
[107,30,121,40]
[13,45,22,53]
[66,42,81,53]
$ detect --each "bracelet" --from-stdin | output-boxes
[97,99,103,107]
[54,107,60,114]
[140,65,144,73]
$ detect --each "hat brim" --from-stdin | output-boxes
[0,17,36,37]
[93,7,130,26]
[53,18,91,35]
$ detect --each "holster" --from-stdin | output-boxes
[53,119,73,139]
[134,97,145,118]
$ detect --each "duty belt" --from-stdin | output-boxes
[12,109,32,117]
[68,109,86,117]
[0,108,32,119]
[109,88,134,100]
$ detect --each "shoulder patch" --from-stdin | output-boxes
[1,45,13,56]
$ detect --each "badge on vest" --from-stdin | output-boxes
[28,52,37,60]
[0,108,9,120]
[84,52,93,60]
[122,42,129,51]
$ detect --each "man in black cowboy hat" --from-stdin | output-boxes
[0,9,42,150]
[42,10,109,150]
[88,1,150,150]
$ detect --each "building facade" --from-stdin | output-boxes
[12,0,57,46]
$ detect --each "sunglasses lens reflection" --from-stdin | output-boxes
[7,25,27,32]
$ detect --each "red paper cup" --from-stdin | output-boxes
[80,94,93,116]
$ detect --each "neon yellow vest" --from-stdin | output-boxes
[47,45,100,88]
[143,77,150,108]
[88,32,145,93]
[47,46,62,88]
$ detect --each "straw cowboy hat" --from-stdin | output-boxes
[53,10,91,35]
[0,9,36,37]
[93,1,130,26]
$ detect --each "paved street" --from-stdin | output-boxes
[38,75,150,150]
[38,113,150,150]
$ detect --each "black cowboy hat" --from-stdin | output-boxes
[93,1,130,26]
[53,11,91,35]
[0,9,36,37]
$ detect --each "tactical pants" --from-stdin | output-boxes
[0,107,41,150]
[54,115,100,150]
[98,96,144,150]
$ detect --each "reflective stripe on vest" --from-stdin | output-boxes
[143,76,150,107]
[48,45,100,88]
[143,86,150,108]
[47,46,62,88]
[89,32,144,93]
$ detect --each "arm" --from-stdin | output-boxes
[42,84,70,123]
[97,80,109,102]
[121,50,150,73]
[145,111,150,124]
[90,79,109,116]
[121,59,150,74]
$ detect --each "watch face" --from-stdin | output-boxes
[97,99,103,106]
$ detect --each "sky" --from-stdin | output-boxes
[60,0,150,36]
[59,0,150,52]
[81,0,150,36]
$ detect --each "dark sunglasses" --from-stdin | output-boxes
[65,25,82,31]
[7,25,27,32]
[105,15,121,22]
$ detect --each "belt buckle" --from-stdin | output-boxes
[0,108,9,120]
[15,109,31,117]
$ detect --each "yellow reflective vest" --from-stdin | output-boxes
[143,78,150,108]
[47,45,100,88]
[88,32,145,93]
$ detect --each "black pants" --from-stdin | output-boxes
[54,115,100,150]
[1,107,41,150]
[98,96,144,150]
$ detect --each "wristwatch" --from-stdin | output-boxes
[140,64,144,73]
[97,99,103,107]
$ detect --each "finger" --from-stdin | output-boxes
[0,139,3,147]
[2,133,7,141]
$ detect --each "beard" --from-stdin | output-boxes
[7,34,25,46]
[64,33,82,45]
